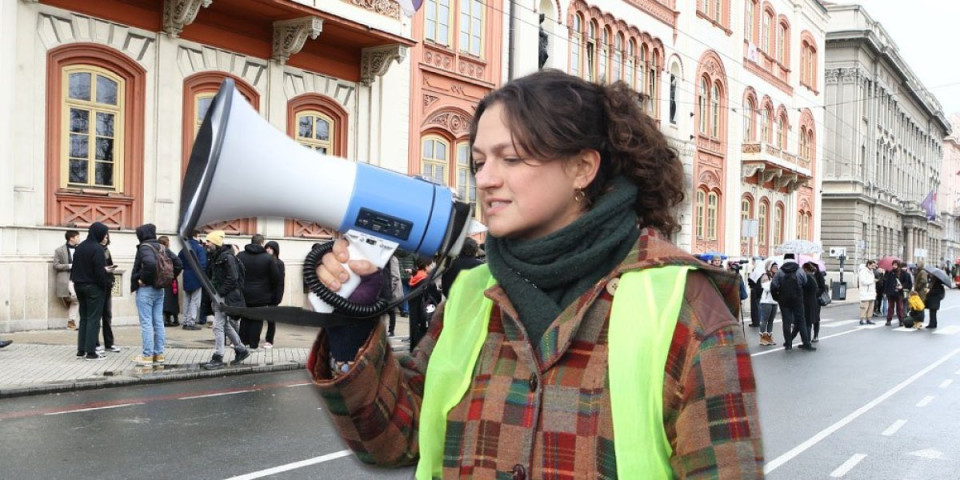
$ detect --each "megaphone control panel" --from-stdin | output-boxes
[355,208,412,240]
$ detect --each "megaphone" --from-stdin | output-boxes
[179,78,479,318]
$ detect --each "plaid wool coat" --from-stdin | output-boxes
[308,230,765,479]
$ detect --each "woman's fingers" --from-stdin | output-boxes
[348,259,378,276]
[318,239,351,291]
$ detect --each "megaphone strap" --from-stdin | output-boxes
[218,305,378,329]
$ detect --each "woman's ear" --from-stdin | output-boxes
[572,149,601,188]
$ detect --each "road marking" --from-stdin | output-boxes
[751,328,862,357]
[916,395,935,407]
[940,379,953,389]
[178,389,255,400]
[763,347,960,474]
[225,450,353,479]
[285,382,311,388]
[933,326,960,335]
[44,402,144,415]
[821,319,861,328]
[908,448,944,460]
[881,419,907,436]
[829,454,866,478]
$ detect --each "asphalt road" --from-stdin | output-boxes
[2,292,959,479]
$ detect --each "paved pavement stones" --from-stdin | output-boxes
[0,316,411,398]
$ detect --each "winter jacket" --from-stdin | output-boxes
[237,244,281,308]
[397,252,416,282]
[307,229,764,479]
[883,269,911,297]
[178,238,208,293]
[926,277,945,311]
[210,245,245,308]
[858,265,876,300]
[760,273,778,304]
[53,243,76,298]
[771,260,807,308]
[265,241,285,306]
[70,223,112,290]
[130,224,182,292]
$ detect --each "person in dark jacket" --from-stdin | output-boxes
[263,240,285,348]
[800,262,826,342]
[203,230,250,369]
[925,275,946,329]
[70,222,112,360]
[130,224,183,366]
[397,251,416,316]
[99,237,120,352]
[771,254,815,351]
[237,234,281,349]
[407,256,441,352]
[440,237,484,299]
[874,267,886,317]
[883,260,910,326]
[158,236,181,326]
[178,231,208,330]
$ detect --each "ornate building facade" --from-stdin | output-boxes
[821,3,950,269]
[940,115,960,265]
[0,0,413,331]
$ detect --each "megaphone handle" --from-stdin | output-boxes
[308,232,397,314]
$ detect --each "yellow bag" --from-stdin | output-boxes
[908,291,925,311]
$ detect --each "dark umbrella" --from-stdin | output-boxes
[924,265,954,288]
[878,255,902,272]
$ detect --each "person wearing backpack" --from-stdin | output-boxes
[130,223,183,366]
[771,253,815,351]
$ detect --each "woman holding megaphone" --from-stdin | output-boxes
[309,70,764,479]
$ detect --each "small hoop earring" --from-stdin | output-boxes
[574,188,586,203]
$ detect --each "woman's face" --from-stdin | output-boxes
[472,103,598,240]
[770,264,779,274]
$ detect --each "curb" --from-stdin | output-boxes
[0,361,305,399]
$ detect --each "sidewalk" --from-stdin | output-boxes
[0,316,411,399]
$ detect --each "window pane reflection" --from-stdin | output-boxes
[69,73,91,101]
[96,75,118,105]
[69,159,88,183]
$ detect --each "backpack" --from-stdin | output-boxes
[771,268,801,303]
[147,243,175,288]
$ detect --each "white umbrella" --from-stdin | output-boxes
[774,239,823,255]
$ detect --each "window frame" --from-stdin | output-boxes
[424,0,453,47]
[421,134,451,186]
[459,0,484,57]
[61,65,125,192]
[570,14,582,77]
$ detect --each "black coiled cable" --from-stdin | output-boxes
[302,241,389,318]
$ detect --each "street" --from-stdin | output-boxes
[2,293,960,479]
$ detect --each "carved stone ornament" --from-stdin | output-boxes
[350,0,401,20]
[163,0,212,38]
[272,17,323,64]
[361,44,407,86]
[423,94,440,108]
[426,111,471,135]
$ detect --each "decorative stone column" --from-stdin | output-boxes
[272,17,323,64]
[163,0,212,38]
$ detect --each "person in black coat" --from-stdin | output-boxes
[925,276,946,329]
[203,231,250,370]
[263,240,285,347]
[70,222,112,360]
[874,267,886,317]
[158,236,181,326]
[236,234,281,349]
[441,237,484,299]
[802,262,827,342]
[883,261,911,326]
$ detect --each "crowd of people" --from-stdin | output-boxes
[49,224,287,368]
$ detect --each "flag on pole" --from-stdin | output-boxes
[920,189,937,220]
[397,0,424,17]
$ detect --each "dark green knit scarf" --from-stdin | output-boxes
[485,177,640,346]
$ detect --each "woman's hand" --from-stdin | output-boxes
[316,238,379,292]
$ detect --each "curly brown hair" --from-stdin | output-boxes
[468,69,685,235]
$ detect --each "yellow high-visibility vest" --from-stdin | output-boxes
[417,264,693,479]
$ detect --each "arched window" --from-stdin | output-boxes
[710,82,721,137]
[799,126,808,160]
[421,136,450,185]
[295,111,334,153]
[758,200,768,246]
[638,45,648,100]
[698,78,709,134]
[586,22,597,82]
[613,33,623,81]
[625,39,635,88]
[745,1,757,42]
[459,0,484,56]
[425,0,452,46]
[776,23,786,64]
[761,104,772,143]
[761,10,772,53]
[706,191,719,240]
[456,141,478,219]
[744,97,755,141]
[777,114,787,149]
[774,203,784,246]
[696,189,706,238]
[286,94,349,238]
[599,28,609,83]
[62,66,123,192]
[797,210,808,240]
[570,14,582,77]
[648,50,659,116]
